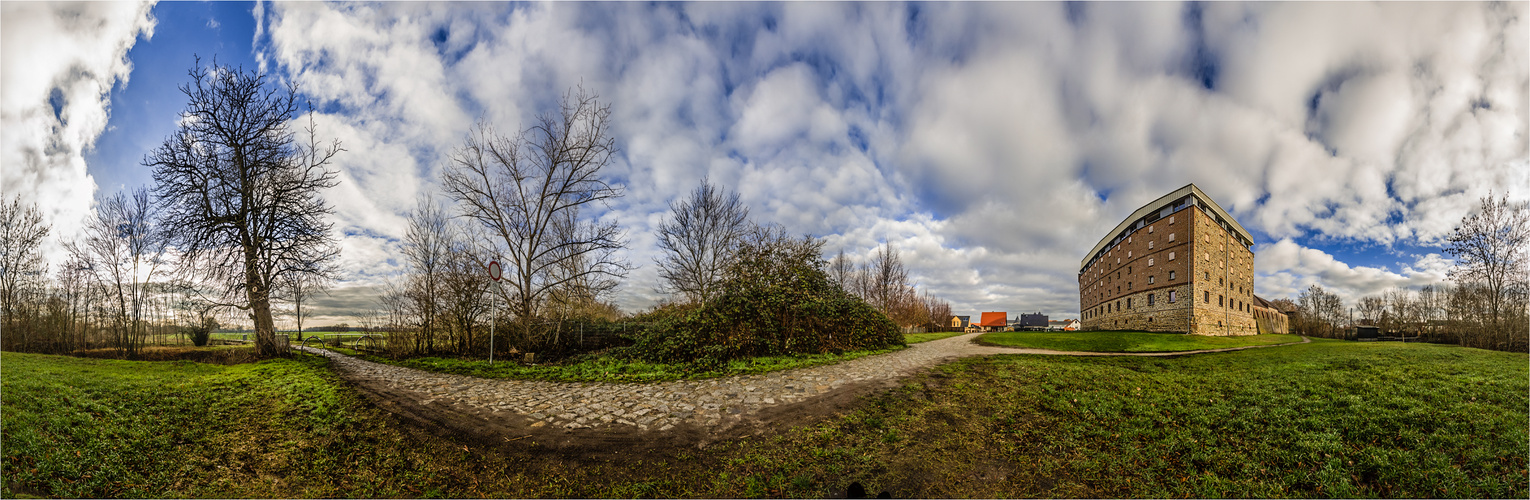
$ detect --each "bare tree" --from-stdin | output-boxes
[655,179,750,303]
[828,249,854,290]
[145,59,342,357]
[1445,193,1530,350]
[1357,295,1386,326]
[277,269,330,337]
[863,242,911,314]
[402,194,453,353]
[68,189,169,357]
[0,195,50,350]
[441,87,629,348]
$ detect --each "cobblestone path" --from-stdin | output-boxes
[297,333,1306,433]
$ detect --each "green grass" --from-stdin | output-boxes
[904,331,968,344]
[4,340,1524,497]
[980,329,1305,352]
[350,345,906,383]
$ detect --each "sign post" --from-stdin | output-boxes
[488,260,502,365]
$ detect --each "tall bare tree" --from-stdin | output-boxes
[146,59,342,357]
[0,195,49,347]
[828,249,854,290]
[863,242,911,314]
[68,189,169,357]
[1445,193,1530,350]
[441,87,629,347]
[402,194,453,352]
[655,179,750,303]
[277,268,331,337]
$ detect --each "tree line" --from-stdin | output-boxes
[1286,194,1528,352]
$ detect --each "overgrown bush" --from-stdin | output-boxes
[626,225,904,368]
[188,317,217,347]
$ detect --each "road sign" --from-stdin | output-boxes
[488,260,502,281]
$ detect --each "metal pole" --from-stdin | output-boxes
[490,291,496,365]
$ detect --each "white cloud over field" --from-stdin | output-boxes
[6,2,1524,322]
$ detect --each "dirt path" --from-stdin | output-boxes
[298,333,1308,449]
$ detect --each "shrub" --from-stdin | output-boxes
[189,317,217,347]
[627,225,904,367]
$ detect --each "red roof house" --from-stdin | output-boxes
[979,312,1009,331]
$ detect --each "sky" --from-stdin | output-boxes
[3,1,1527,328]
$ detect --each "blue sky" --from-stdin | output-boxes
[4,1,1527,326]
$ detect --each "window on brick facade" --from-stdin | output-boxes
[1149,258,1155,266]
[1170,215,1175,224]
[1169,270,1176,280]
[1149,240,1154,249]
[1169,232,1175,241]
[1168,251,1175,260]
[1219,277,1224,286]
[1148,293,1155,306]
[1169,290,1176,303]
[1149,275,1155,284]
[1128,251,1132,258]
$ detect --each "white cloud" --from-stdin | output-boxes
[1,1,155,266]
[246,1,1525,323]
[1254,239,1450,305]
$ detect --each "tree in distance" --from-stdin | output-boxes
[1445,192,1529,350]
[67,188,169,358]
[145,58,342,357]
[656,178,750,304]
[0,195,50,349]
[441,86,629,348]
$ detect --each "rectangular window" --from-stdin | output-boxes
[1219,295,1224,307]
[1169,290,1176,303]
[1169,232,1175,241]
[1127,298,1132,309]
[1148,293,1155,306]
[1170,215,1175,224]
[1149,241,1155,249]
[1205,291,1210,303]
[1169,251,1175,260]
[1149,258,1155,266]
[1169,270,1176,280]
[1149,225,1154,233]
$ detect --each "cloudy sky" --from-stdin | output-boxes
[3,1,1526,327]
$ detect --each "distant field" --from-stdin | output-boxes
[979,330,1304,352]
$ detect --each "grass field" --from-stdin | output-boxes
[4,340,1525,497]
[979,329,1305,352]
[337,344,906,383]
[904,331,968,344]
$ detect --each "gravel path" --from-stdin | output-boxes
[297,333,1307,433]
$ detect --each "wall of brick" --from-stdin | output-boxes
[1080,201,1262,336]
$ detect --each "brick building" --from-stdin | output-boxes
[1078,184,1273,336]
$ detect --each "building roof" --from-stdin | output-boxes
[1081,183,1254,271]
[979,312,1008,327]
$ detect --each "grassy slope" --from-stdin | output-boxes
[980,330,1304,352]
[4,340,1525,498]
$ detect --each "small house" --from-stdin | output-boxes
[979,312,1009,332]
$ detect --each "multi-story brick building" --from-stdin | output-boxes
[1078,184,1274,336]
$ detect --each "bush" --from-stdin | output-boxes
[626,225,904,368]
[188,317,217,347]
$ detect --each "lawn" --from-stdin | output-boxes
[904,331,968,344]
[979,329,1304,352]
[4,340,1525,497]
[328,344,906,383]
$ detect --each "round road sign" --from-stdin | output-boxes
[488,260,502,281]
